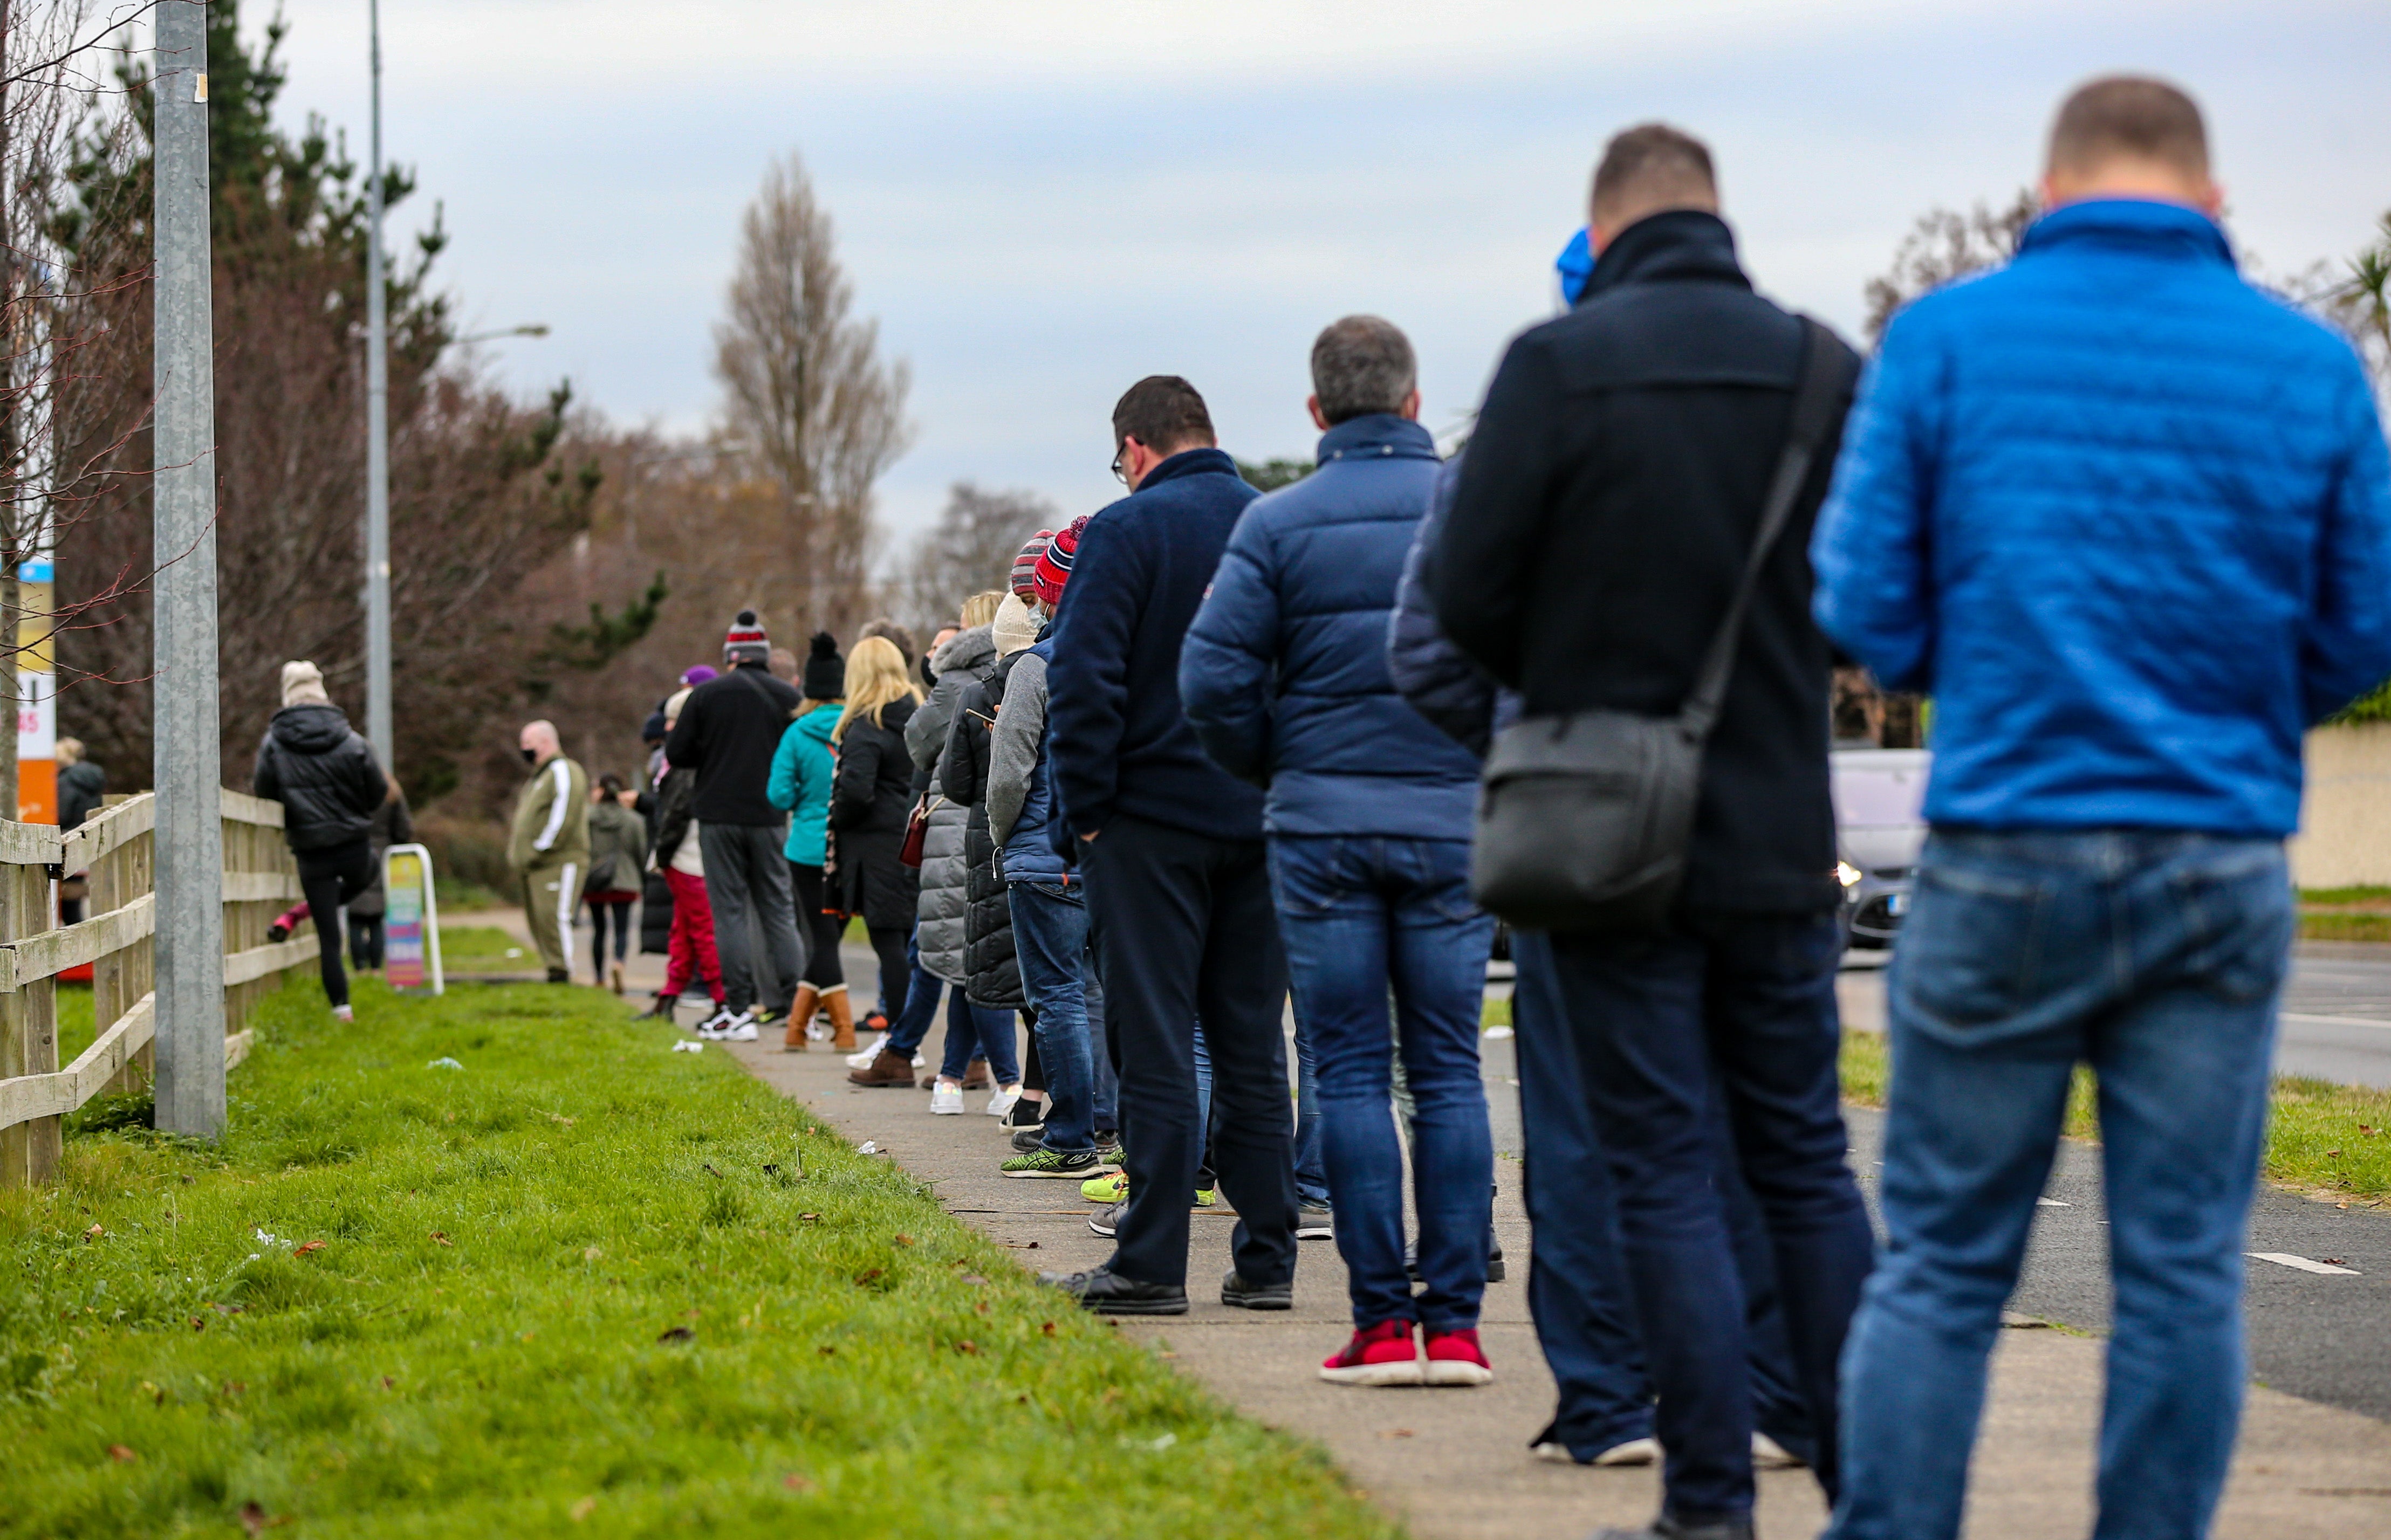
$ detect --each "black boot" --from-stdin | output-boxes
[1037,1264,1187,1316]
[1592,1515,1755,1540]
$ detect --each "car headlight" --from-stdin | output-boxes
[1836,861,1862,889]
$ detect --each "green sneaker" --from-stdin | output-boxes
[1002,1147,1102,1180]
[1193,1187,1218,1208]
[1083,1170,1129,1204]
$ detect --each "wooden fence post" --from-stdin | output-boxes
[0,861,61,1186]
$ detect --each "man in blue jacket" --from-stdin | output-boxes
[1183,317,1495,1386]
[1036,376,1300,1316]
[1815,77,2391,1540]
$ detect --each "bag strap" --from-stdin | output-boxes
[1676,317,1858,741]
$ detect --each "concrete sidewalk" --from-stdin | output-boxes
[464,912,2391,1537]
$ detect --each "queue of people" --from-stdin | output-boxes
[226,73,2391,1540]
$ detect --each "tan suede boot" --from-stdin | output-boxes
[823,985,857,1051]
[784,985,819,1050]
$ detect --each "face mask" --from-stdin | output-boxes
[520,747,539,765]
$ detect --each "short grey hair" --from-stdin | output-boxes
[1310,315,1416,426]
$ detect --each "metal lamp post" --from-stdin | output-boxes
[364,0,390,768]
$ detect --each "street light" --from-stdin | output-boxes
[363,0,390,770]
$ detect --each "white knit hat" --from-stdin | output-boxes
[280,659,331,708]
[991,593,1038,656]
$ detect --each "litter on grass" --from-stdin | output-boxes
[427,1056,464,1070]
[857,1140,880,1155]
[671,1041,703,1054]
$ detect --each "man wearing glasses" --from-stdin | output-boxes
[1039,375,1302,1315]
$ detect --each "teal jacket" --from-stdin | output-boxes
[768,703,841,865]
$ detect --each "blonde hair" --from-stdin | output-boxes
[833,636,923,744]
[958,590,1003,630]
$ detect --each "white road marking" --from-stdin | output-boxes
[2279,1012,2391,1033]
[2247,1252,2362,1276]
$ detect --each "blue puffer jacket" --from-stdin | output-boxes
[1387,453,1515,757]
[1814,199,2391,836]
[767,702,840,865]
[1182,414,1480,840]
[997,634,1072,886]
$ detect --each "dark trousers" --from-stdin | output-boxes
[294,837,376,1009]
[787,861,847,990]
[866,924,909,1025]
[586,898,633,977]
[1513,929,1820,1466]
[1551,911,1873,1524]
[697,822,806,1014]
[347,913,385,972]
[1084,814,1297,1289]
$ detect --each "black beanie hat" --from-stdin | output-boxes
[802,631,845,700]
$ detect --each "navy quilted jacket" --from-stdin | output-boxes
[1181,414,1479,840]
[1815,199,2391,835]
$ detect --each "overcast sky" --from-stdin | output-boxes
[249,0,2390,562]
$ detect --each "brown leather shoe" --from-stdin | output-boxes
[849,1049,916,1088]
[784,985,819,1050]
[824,986,857,1051]
[960,1059,991,1091]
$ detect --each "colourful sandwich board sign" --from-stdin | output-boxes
[382,842,444,994]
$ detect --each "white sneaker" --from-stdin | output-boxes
[720,1012,759,1043]
[929,1082,964,1115]
[806,1019,832,1041]
[693,1006,734,1037]
[844,1034,888,1069]
[985,1084,1022,1118]
[331,1003,354,1023]
[1590,1435,1661,1467]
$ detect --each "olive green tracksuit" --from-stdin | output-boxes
[508,753,591,978]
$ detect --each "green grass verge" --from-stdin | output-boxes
[2299,911,2391,943]
[1,980,1392,1538]
[1839,1030,2391,1197]
[437,924,530,967]
[2298,885,2391,906]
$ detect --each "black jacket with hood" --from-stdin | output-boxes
[252,703,388,852]
[830,695,921,931]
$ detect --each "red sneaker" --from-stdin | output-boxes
[1319,1320,1421,1386]
[1423,1325,1493,1386]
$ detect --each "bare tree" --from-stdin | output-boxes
[1862,189,2038,343]
[713,151,910,638]
[895,482,1055,636]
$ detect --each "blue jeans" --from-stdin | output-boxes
[1270,834,1494,1332]
[937,987,1018,1084]
[885,927,942,1057]
[1552,910,1873,1524]
[1293,1018,1329,1206]
[1514,929,1821,1466]
[1831,829,2290,1540]
[1012,880,1105,1155]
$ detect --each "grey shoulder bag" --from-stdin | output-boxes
[1470,317,1856,933]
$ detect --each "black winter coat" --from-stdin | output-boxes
[58,760,105,833]
[252,703,388,852]
[1434,210,1858,915]
[942,660,1022,1012]
[662,663,803,826]
[830,696,921,931]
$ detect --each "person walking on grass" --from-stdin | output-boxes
[583,773,647,994]
[252,661,388,1022]
[1182,316,1497,1388]
[1816,78,2391,1540]
[508,720,591,986]
[770,632,858,1053]
[643,687,725,1019]
[1038,374,1300,1318]
[664,610,810,1041]
[992,519,1123,1182]
[1434,124,1872,1540]
[830,637,931,1078]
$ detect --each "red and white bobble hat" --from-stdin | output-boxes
[722,608,770,665]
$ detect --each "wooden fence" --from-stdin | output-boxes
[0,788,320,1187]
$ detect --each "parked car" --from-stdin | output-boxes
[1832,747,1930,950]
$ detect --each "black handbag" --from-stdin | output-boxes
[1470,317,1858,932]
